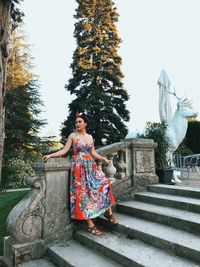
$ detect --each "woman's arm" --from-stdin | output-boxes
[42,133,74,161]
[90,137,111,165]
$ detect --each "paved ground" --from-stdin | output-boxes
[178,179,200,187]
[174,168,200,188]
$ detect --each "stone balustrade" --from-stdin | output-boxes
[3,138,158,266]
[96,138,158,199]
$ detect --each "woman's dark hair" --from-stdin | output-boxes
[76,112,89,127]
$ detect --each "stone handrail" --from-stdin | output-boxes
[96,138,157,185]
[4,138,158,266]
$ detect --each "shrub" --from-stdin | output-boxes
[2,157,35,188]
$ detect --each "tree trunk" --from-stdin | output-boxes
[0,0,11,188]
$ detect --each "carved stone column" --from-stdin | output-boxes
[102,153,117,183]
[115,149,126,179]
[124,143,134,183]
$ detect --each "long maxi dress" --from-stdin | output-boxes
[70,133,115,220]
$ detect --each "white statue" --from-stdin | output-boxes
[166,97,198,182]
[166,98,198,153]
[158,70,199,183]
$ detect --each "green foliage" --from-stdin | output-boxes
[11,0,24,31]
[7,27,33,89]
[140,122,172,169]
[3,81,51,188]
[171,121,200,156]
[2,156,35,188]
[174,141,193,156]
[4,80,49,160]
[185,120,200,153]
[61,0,130,145]
[0,190,28,255]
[2,18,52,188]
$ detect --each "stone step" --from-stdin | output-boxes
[47,239,122,267]
[98,213,200,264]
[18,259,56,267]
[134,191,200,213]
[116,201,200,235]
[147,184,200,198]
[75,229,199,267]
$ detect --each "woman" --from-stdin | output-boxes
[42,112,118,236]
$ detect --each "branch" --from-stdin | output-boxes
[166,87,183,101]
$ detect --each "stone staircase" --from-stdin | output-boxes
[19,184,200,267]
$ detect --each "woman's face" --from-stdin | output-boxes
[75,117,87,131]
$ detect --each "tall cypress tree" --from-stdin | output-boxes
[61,0,130,145]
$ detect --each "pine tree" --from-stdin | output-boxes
[7,27,33,90]
[2,24,50,187]
[4,26,49,160]
[61,0,130,145]
[4,80,47,160]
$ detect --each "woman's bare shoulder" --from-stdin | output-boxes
[68,132,76,139]
[88,134,94,142]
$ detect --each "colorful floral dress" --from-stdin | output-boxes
[70,134,115,220]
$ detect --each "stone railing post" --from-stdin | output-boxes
[4,158,73,267]
[124,138,158,191]
[124,143,133,183]
[32,158,72,241]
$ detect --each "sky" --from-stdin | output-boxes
[21,0,200,139]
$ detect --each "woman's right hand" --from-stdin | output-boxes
[42,154,51,162]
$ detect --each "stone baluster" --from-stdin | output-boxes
[102,153,117,183]
[115,149,126,179]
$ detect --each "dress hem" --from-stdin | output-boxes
[71,203,115,220]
